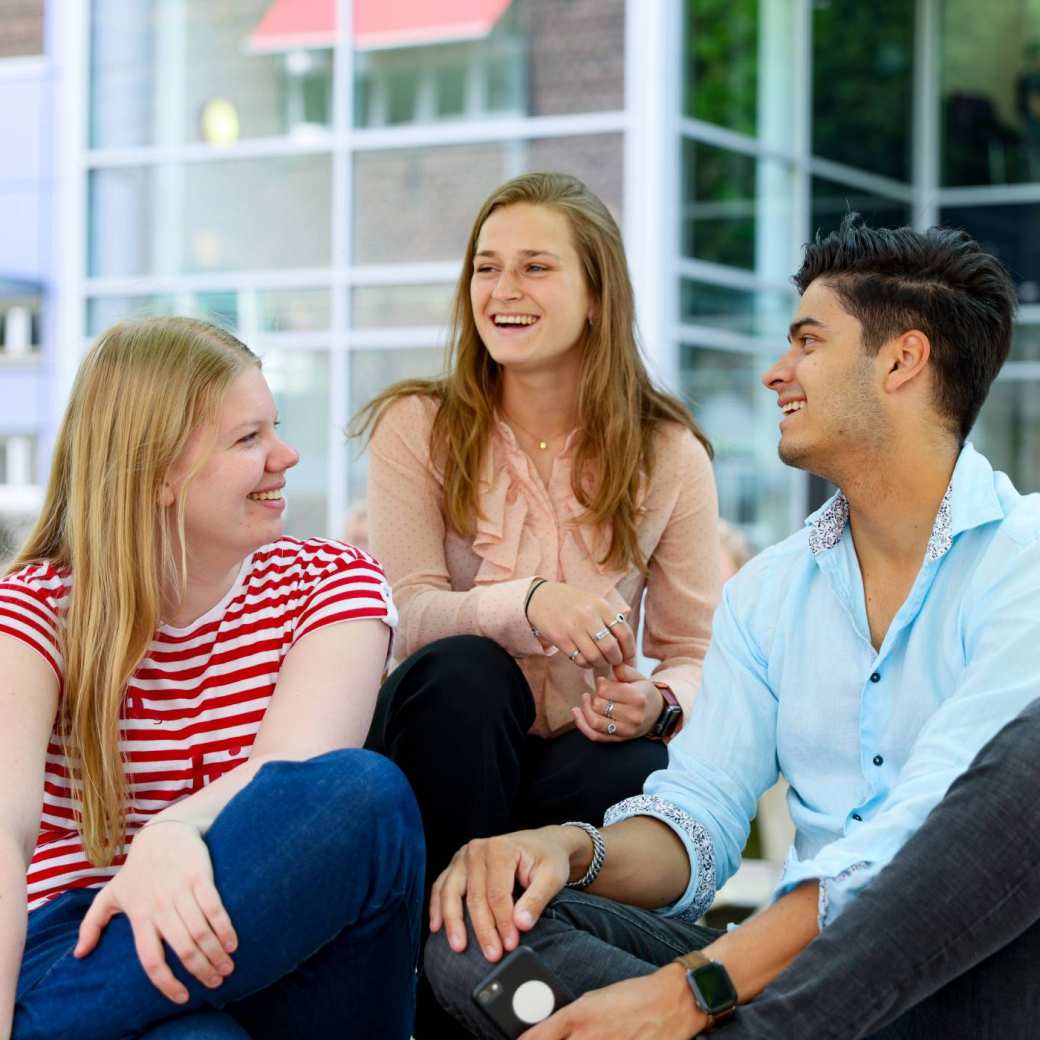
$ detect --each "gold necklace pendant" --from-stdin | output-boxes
[538,439,548,450]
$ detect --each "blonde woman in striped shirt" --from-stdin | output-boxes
[0,319,421,1040]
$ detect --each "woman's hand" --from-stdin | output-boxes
[525,582,635,670]
[74,820,238,1004]
[571,663,664,742]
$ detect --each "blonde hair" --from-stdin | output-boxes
[8,317,258,865]
[353,171,711,572]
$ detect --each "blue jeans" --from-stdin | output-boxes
[427,700,1040,1038]
[15,749,424,1040]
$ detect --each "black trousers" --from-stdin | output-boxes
[368,634,668,1039]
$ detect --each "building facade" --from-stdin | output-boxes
[16,0,1040,555]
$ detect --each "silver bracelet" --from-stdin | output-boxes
[562,821,606,889]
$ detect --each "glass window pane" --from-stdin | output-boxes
[86,295,178,336]
[89,155,332,277]
[681,344,797,548]
[260,349,330,539]
[940,203,1040,301]
[682,0,758,135]
[257,289,331,333]
[971,378,1040,493]
[682,141,793,274]
[348,347,445,502]
[90,0,333,149]
[941,0,1040,186]
[351,285,454,329]
[812,0,914,182]
[810,177,911,236]
[1011,323,1040,361]
[353,135,623,265]
[352,0,623,129]
[680,280,793,342]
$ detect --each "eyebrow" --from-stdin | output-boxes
[474,249,561,260]
[229,416,278,434]
[787,317,826,342]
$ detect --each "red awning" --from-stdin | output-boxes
[248,0,513,54]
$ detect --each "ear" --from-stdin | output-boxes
[881,330,931,394]
[159,481,176,508]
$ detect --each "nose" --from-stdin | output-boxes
[761,344,797,393]
[491,268,522,301]
[269,435,299,473]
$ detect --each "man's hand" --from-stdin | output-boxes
[521,964,707,1039]
[74,821,237,1004]
[430,826,587,962]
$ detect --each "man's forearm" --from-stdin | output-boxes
[558,816,691,910]
[701,880,820,1002]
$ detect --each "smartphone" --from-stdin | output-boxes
[471,946,574,1039]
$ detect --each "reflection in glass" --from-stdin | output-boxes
[260,350,330,538]
[680,280,793,343]
[972,378,1040,494]
[353,136,623,264]
[681,141,792,274]
[348,348,444,501]
[941,0,1040,186]
[941,203,1040,302]
[682,0,758,134]
[89,156,332,277]
[812,0,913,182]
[90,0,333,149]
[86,295,178,336]
[257,289,331,333]
[680,345,795,549]
[352,285,454,329]
[810,178,910,237]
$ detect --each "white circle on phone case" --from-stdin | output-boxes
[512,979,555,1024]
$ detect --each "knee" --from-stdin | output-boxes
[424,926,491,1021]
[389,635,530,721]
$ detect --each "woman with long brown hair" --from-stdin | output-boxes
[356,173,722,1037]
[0,318,421,1039]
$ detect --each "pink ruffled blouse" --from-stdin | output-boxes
[368,394,722,736]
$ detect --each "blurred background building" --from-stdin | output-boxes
[3,0,1040,560]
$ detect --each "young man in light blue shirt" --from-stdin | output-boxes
[424,217,1040,1039]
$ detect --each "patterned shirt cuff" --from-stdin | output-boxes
[816,861,872,929]
[604,794,715,923]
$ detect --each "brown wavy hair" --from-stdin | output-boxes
[8,318,258,865]
[352,171,711,573]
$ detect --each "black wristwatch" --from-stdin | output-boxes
[650,682,682,741]
[676,952,737,1031]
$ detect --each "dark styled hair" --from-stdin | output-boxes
[793,214,1017,440]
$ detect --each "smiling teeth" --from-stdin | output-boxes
[494,315,538,325]
[782,401,806,414]
[249,490,283,501]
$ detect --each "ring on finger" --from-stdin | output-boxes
[607,721,617,736]
[606,612,626,629]
[592,627,610,641]
[605,700,615,718]
[568,648,581,662]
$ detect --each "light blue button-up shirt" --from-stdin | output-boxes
[607,444,1040,926]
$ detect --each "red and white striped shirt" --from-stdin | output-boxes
[0,537,396,911]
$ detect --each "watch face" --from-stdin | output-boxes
[689,963,738,1014]
[655,703,682,738]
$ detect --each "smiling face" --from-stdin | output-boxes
[469,202,593,377]
[165,365,299,565]
[761,279,888,479]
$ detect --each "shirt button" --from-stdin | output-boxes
[873,754,884,766]
[852,813,862,822]
[870,672,881,683]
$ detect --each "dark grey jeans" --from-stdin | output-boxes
[426,698,1040,1039]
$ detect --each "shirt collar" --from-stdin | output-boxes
[806,442,1004,560]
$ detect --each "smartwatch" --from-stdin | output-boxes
[650,682,682,740]
[676,952,737,1031]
